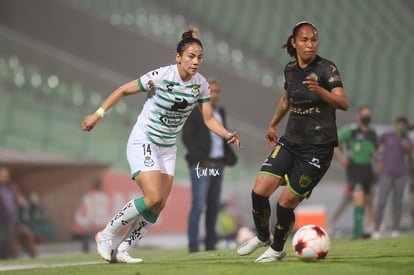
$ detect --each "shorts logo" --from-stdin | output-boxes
[144,155,154,167]
[308,157,321,168]
[299,175,312,188]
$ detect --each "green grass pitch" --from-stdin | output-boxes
[1,234,414,275]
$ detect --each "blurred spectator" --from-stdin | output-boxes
[25,192,55,243]
[328,183,353,234]
[72,178,104,253]
[0,166,17,259]
[11,187,36,258]
[372,116,412,239]
[334,106,380,239]
[182,79,237,253]
[411,144,414,228]
[409,123,414,228]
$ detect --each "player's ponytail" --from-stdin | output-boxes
[176,27,203,55]
[282,34,296,58]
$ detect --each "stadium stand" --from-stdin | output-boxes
[168,0,414,122]
[57,0,414,122]
[0,53,129,170]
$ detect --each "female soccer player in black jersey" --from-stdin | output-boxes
[237,21,349,262]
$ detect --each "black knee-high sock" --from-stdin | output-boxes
[251,191,271,242]
[271,203,295,252]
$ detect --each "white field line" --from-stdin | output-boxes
[0,261,103,272]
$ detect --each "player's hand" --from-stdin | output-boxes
[81,113,101,132]
[227,131,241,149]
[266,127,278,147]
[339,157,350,167]
[303,76,322,95]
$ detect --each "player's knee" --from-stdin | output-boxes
[278,191,301,208]
[145,196,165,212]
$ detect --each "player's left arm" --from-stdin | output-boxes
[199,102,241,148]
[304,80,349,111]
[303,63,349,111]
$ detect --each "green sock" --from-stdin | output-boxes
[134,197,159,223]
[353,206,364,238]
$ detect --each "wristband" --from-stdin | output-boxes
[95,107,106,118]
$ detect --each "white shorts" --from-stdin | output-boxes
[126,140,177,179]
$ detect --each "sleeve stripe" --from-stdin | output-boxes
[137,78,146,91]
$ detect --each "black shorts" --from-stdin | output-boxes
[346,163,374,194]
[259,137,334,199]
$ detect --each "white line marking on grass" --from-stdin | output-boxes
[0,261,103,272]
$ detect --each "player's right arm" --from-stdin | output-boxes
[81,80,142,132]
[265,89,289,147]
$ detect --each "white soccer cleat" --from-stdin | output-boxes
[237,236,270,256]
[114,250,143,264]
[254,247,287,263]
[95,231,113,262]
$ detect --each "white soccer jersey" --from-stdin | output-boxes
[132,64,210,147]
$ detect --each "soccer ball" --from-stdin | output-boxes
[292,224,330,262]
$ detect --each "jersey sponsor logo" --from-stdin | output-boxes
[159,98,188,126]
[171,97,188,111]
[160,116,182,126]
[147,80,156,91]
[328,75,341,83]
[290,106,321,115]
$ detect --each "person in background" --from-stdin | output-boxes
[11,186,37,258]
[72,178,104,253]
[182,79,237,253]
[237,21,348,262]
[27,192,55,243]
[372,116,412,239]
[334,106,379,239]
[408,124,414,228]
[411,142,414,228]
[328,183,353,234]
[0,166,17,259]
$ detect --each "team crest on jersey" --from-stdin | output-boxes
[308,72,318,81]
[299,175,312,188]
[144,155,154,167]
[191,85,200,97]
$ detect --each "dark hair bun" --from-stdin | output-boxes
[181,28,199,40]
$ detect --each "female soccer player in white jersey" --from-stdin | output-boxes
[81,28,240,264]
